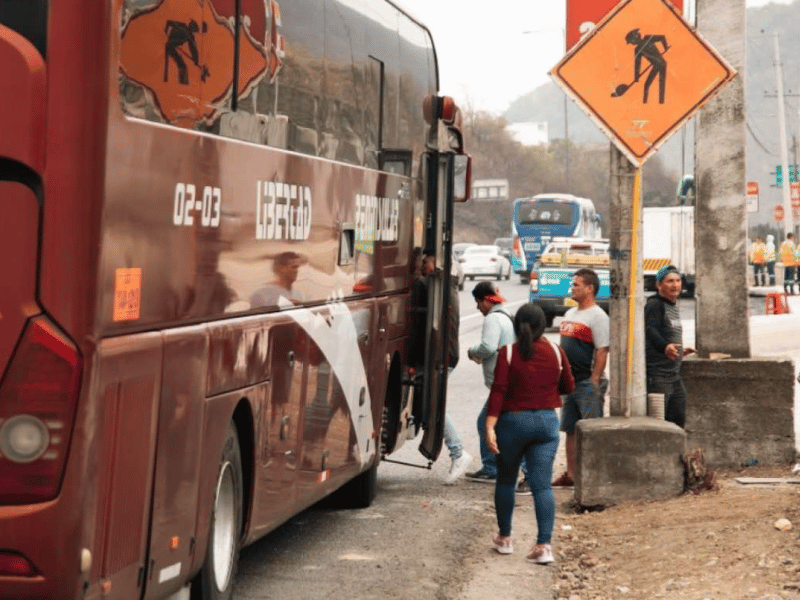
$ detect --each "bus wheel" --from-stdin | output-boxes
[192,424,243,600]
[325,460,378,509]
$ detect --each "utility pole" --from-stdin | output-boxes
[774,32,794,237]
[608,147,646,418]
[695,0,749,358]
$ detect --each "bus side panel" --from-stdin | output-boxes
[40,0,109,339]
[84,334,163,600]
[295,298,382,505]
[0,182,39,378]
[249,321,305,533]
[143,327,208,600]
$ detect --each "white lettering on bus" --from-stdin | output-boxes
[173,183,221,227]
[355,194,399,244]
[255,180,312,240]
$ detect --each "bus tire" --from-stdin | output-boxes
[326,461,378,509]
[192,423,243,600]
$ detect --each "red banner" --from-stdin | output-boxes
[566,0,684,50]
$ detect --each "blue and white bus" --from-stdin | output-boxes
[510,193,602,282]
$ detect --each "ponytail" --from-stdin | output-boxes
[518,321,535,361]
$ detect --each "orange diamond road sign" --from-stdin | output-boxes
[551,0,736,166]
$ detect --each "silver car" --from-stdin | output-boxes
[460,245,511,281]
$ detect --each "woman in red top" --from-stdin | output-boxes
[486,303,575,564]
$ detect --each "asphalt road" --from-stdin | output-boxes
[230,277,800,600]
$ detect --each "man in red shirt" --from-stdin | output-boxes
[553,268,609,487]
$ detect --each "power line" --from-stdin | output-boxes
[746,120,776,156]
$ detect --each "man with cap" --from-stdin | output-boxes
[464,281,521,485]
[645,265,696,428]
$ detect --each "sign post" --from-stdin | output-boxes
[551,0,736,417]
[745,181,759,213]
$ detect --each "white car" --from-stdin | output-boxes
[451,252,465,290]
[460,245,511,281]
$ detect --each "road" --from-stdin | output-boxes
[231,277,800,600]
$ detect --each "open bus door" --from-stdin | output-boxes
[418,96,471,461]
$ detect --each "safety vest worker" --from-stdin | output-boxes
[781,236,796,266]
[749,239,765,265]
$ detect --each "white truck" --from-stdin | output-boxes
[642,206,695,295]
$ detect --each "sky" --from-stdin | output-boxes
[394,0,795,114]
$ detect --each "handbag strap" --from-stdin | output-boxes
[505,340,562,372]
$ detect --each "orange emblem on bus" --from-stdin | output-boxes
[120,0,284,127]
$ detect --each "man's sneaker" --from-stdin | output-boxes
[527,544,554,564]
[444,451,473,485]
[492,534,513,555]
[552,472,574,487]
[466,469,496,483]
[516,479,532,495]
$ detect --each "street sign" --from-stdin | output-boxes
[566,0,683,50]
[775,205,785,222]
[746,181,759,213]
[791,182,800,208]
[775,165,799,187]
[551,0,736,167]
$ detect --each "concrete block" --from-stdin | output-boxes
[682,358,795,467]
[575,417,686,506]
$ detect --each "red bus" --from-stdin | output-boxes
[0,0,470,598]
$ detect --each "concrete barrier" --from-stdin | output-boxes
[682,357,795,467]
[575,417,686,506]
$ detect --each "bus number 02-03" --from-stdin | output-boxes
[173,183,222,228]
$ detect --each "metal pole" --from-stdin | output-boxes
[775,32,794,236]
[564,93,569,190]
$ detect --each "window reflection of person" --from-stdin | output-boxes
[250,251,305,307]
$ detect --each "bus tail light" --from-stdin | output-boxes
[512,236,522,257]
[530,272,539,294]
[0,551,36,576]
[0,317,82,504]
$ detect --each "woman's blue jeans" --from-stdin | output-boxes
[494,409,559,544]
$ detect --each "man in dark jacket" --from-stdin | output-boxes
[645,265,695,427]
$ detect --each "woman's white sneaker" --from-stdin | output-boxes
[526,544,554,564]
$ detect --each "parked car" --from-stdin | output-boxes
[453,242,476,260]
[461,245,511,281]
[451,252,465,290]
[493,237,513,259]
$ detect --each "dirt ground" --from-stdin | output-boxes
[551,464,800,600]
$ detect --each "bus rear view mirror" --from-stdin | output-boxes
[453,154,471,202]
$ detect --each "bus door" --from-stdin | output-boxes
[417,152,456,462]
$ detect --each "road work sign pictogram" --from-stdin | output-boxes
[551,0,735,166]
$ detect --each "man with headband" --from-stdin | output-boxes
[465,281,522,485]
[645,265,696,427]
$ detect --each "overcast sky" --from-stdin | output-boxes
[395,0,795,114]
